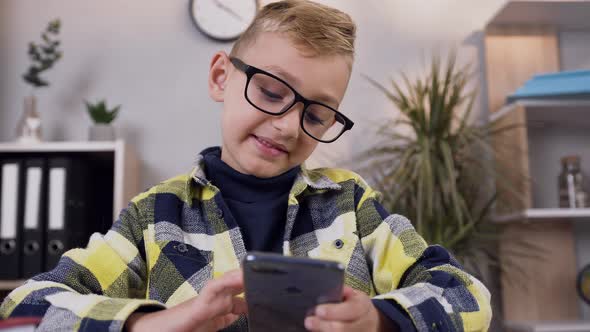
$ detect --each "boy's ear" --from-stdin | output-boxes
[208,51,230,102]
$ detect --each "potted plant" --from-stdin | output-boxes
[85,100,121,141]
[359,53,530,284]
[16,19,63,143]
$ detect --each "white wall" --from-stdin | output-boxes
[1,0,508,191]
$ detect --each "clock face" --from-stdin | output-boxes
[190,0,259,41]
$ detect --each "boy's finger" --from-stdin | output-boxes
[231,296,248,315]
[315,288,366,321]
[314,302,361,322]
[341,286,357,301]
[213,313,241,331]
[197,293,244,319]
[219,270,245,295]
[207,269,244,296]
[304,315,345,332]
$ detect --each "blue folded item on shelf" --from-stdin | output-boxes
[507,69,590,103]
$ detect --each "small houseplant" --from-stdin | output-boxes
[85,100,121,141]
[17,19,63,142]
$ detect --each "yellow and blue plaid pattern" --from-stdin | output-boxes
[0,151,491,331]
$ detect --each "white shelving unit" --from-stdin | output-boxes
[484,0,590,325]
[490,99,590,216]
[0,280,25,291]
[494,208,590,223]
[0,140,140,291]
[490,97,590,322]
[491,103,590,223]
[0,140,140,221]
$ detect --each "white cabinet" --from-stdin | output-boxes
[0,140,140,290]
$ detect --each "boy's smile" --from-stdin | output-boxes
[251,134,288,157]
[208,32,352,178]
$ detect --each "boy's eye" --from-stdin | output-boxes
[259,87,285,101]
[304,111,325,126]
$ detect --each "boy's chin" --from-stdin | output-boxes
[246,164,290,178]
[240,155,297,178]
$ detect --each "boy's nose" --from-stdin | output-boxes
[271,102,303,139]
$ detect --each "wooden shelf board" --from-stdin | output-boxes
[505,320,590,332]
[0,140,124,153]
[0,280,25,290]
[494,208,590,223]
[486,1,590,30]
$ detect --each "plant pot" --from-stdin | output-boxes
[89,124,116,141]
[16,95,43,143]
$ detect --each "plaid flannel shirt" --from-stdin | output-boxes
[1,150,491,331]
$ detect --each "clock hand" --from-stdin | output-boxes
[212,0,244,21]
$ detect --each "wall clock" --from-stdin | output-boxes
[190,0,259,42]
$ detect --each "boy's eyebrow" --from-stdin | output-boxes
[262,64,340,108]
[263,64,301,85]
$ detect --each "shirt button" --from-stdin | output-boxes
[333,239,344,249]
[176,243,188,253]
[216,208,224,218]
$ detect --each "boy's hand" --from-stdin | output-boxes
[187,269,248,330]
[304,286,399,332]
[125,269,247,332]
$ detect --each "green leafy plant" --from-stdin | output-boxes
[359,53,533,281]
[23,19,63,88]
[85,100,121,124]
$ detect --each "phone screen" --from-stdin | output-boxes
[243,252,345,332]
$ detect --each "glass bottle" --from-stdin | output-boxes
[558,155,588,208]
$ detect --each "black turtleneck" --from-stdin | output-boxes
[201,148,413,331]
[202,147,299,253]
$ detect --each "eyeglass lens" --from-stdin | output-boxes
[246,72,345,142]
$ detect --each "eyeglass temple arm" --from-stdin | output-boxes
[229,57,248,72]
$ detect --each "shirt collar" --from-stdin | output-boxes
[188,146,342,199]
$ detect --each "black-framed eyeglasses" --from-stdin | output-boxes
[229,57,354,143]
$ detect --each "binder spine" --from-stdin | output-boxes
[21,158,47,279]
[45,157,91,271]
[0,159,24,279]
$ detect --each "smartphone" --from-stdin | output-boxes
[242,252,345,332]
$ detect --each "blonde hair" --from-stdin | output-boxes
[230,0,356,62]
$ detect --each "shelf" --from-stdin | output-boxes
[490,99,590,128]
[0,140,125,153]
[505,320,590,332]
[0,280,25,291]
[494,208,590,223]
[0,139,139,221]
[484,0,590,324]
[486,1,590,30]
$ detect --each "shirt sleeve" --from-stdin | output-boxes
[355,183,492,332]
[0,200,165,332]
[372,298,417,332]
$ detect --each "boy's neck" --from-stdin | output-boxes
[202,147,299,201]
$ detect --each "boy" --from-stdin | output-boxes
[0,1,491,331]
